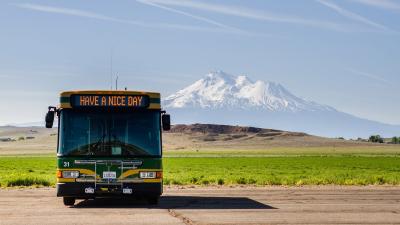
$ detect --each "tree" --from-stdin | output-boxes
[369,135,377,142]
[392,137,399,144]
[369,135,384,143]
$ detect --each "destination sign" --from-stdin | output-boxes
[71,95,150,108]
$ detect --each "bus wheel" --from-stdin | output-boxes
[147,196,159,205]
[63,197,75,206]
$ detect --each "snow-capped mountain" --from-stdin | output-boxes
[164,71,400,138]
[164,71,333,112]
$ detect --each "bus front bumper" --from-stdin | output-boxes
[57,182,162,198]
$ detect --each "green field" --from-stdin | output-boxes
[0,157,55,187]
[0,153,399,187]
[163,157,400,185]
[164,146,400,157]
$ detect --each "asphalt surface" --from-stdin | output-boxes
[0,186,399,225]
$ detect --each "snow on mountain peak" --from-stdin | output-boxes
[164,71,334,112]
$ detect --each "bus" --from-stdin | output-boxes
[45,90,170,206]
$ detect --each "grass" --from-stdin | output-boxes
[0,153,399,187]
[7,177,51,187]
[0,156,56,187]
[164,146,400,157]
[163,157,400,185]
[0,148,400,187]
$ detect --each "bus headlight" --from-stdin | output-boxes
[139,171,156,179]
[62,171,80,178]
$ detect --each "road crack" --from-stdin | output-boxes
[167,209,195,225]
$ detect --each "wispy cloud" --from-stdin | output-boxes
[346,68,391,85]
[12,3,244,34]
[139,0,351,32]
[135,0,280,37]
[135,0,237,31]
[316,0,390,31]
[350,0,400,11]
[14,3,121,21]
[120,74,191,86]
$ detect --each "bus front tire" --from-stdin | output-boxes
[63,197,75,206]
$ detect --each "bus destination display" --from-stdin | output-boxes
[71,95,150,108]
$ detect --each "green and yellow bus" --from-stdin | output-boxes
[45,90,170,206]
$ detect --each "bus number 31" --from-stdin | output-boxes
[64,162,70,167]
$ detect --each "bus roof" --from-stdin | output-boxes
[59,90,161,110]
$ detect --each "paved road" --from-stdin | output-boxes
[0,186,399,225]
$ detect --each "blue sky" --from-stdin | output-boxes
[0,0,399,125]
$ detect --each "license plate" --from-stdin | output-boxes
[123,188,133,194]
[103,171,116,179]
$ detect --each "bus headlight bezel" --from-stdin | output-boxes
[139,171,156,179]
[62,170,80,178]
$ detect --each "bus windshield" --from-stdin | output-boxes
[59,110,161,157]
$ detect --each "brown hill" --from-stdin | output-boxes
[169,123,307,136]
[163,124,375,151]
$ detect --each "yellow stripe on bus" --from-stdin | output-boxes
[57,178,75,183]
[60,103,72,108]
[58,168,162,180]
[60,90,160,99]
[57,178,162,183]
[148,103,161,109]
[143,178,162,183]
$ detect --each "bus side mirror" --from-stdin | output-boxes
[45,106,56,128]
[162,114,171,131]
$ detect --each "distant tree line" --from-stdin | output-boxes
[368,135,400,144]
[392,136,400,144]
[369,135,384,143]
